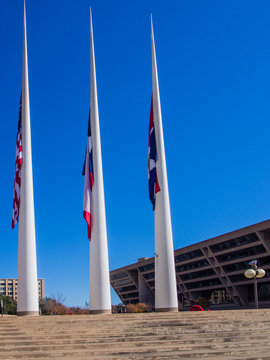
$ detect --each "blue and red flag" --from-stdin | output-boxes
[148,96,160,210]
[83,111,94,240]
[12,94,23,228]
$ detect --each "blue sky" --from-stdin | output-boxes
[1,0,270,306]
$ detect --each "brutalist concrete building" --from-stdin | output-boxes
[110,220,270,309]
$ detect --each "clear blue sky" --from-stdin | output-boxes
[1,0,270,307]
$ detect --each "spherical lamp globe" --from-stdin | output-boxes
[256,269,266,279]
[244,268,256,279]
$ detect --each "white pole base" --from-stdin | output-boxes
[155,307,178,313]
[90,309,111,315]
[17,311,39,316]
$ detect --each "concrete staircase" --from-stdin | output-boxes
[1,310,270,359]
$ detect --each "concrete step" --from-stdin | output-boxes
[0,310,270,359]
[0,332,268,346]
[0,336,269,353]
[1,346,270,360]
[2,333,269,344]
[0,338,269,353]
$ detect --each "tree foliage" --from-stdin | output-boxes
[126,303,151,313]
[39,297,90,315]
[197,297,209,310]
[39,297,68,315]
[112,303,125,313]
[0,295,17,315]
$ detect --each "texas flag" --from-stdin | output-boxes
[83,112,94,240]
[12,95,23,229]
[148,95,160,210]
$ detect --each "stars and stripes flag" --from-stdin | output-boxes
[12,95,23,228]
[148,95,160,210]
[83,111,94,240]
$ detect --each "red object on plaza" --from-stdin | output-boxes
[190,305,204,311]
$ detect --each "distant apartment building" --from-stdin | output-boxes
[0,279,45,301]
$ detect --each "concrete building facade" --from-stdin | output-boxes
[110,220,270,309]
[0,279,45,301]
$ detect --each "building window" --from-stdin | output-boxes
[176,259,210,273]
[175,249,203,263]
[180,268,215,281]
[210,233,259,253]
[210,289,232,304]
[138,263,154,273]
[118,285,137,293]
[121,292,139,299]
[216,245,266,263]
[143,272,154,280]
[111,272,128,281]
[113,278,133,287]
[186,278,221,290]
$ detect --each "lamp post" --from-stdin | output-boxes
[244,260,265,309]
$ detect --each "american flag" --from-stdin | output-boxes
[83,111,94,240]
[148,95,160,210]
[12,95,23,228]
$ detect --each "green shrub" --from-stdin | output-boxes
[0,296,17,315]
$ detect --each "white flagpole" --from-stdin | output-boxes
[151,16,178,312]
[89,8,111,314]
[17,2,39,316]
